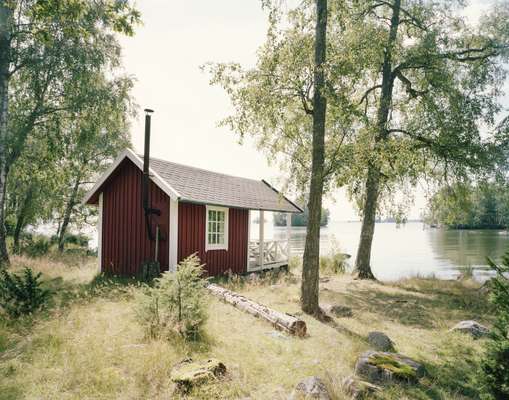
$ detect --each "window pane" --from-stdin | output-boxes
[218,222,224,234]
[218,234,224,244]
[218,211,224,222]
[208,233,212,244]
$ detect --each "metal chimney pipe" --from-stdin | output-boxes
[142,108,154,212]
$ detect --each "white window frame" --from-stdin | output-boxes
[205,205,229,251]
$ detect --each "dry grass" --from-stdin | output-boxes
[0,256,495,400]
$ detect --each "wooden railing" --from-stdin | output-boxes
[249,240,288,268]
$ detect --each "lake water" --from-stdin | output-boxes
[257,221,509,281]
[84,217,509,281]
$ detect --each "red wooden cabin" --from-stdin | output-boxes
[84,149,302,277]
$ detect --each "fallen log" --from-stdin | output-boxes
[206,283,307,337]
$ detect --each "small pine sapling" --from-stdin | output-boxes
[136,254,207,340]
[0,268,51,318]
[481,252,509,399]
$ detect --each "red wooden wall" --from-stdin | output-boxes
[101,159,169,276]
[178,202,248,276]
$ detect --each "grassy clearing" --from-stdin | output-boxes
[0,256,495,399]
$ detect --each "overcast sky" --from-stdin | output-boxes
[119,0,502,221]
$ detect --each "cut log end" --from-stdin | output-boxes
[290,320,307,337]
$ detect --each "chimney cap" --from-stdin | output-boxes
[144,108,154,114]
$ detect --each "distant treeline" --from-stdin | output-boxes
[425,181,509,229]
[274,206,330,227]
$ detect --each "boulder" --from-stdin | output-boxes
[355,351,425,384]
[450,320,490,339]
[367,331,395,352]
[170,358,226,391]
[290,376,331,400]
[342,375,381,399]
[322,304,353,318]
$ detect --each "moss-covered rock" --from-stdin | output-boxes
[355,351,425,384]
[170,358,226,391]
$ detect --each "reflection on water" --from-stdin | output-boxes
[253,221,509,281]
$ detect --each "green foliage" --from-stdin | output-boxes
[21,236,51,258]
[62,233,89,248]
[139,260,160,282]
[135,255,207,340]
[0,0,139,262]
[425,181,509,229]
[480,252,509,399]
[207,0,509,218]
[319,238,347,275]
[319,253,347,275]
[274,206,330,227]
[0,268,51,318]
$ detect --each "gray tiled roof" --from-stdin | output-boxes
[148,156,302,213]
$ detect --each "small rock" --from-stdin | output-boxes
[367,331,395,352]
[319,277,330,283]
[450,320,490,339]
[170,358,226,391]
[321,304,353,318]
[355,351,425,384]
[342,375,381,399]
[290,376,331,400]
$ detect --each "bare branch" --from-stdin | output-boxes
[358,84,383,106]
[394,70,428,98]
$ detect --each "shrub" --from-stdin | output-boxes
[319,253,347,275]
[0,268,51,318]
[139,260,160,282]
[22,236,50,258]
[480,252,509,400]
[320,237,348,275]
[135,254,207,340]
[63,233,90,248]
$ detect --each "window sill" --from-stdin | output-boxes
[205,245,228,252]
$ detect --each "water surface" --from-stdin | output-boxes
[258,221,509,281]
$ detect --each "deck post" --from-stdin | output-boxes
[259,210,264,269]
[286,212,291,261]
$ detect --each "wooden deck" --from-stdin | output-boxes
[248,239,289,272]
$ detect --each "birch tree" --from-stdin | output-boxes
[348,0,509,279]
[51,75,134,252]
[300,0,328,315]
[207,0,358,315]
[0,0,139,266]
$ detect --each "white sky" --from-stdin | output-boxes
[119,0,504,222]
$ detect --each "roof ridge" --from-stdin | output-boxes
[139,153,264,184]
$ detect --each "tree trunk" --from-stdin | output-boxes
[355,163,380,279]
[355,0,401,280]
[0,4,12,267]
[13,186,34,254]
[207,283,307,337]
[58,177,80,252]
[301,0,328,315]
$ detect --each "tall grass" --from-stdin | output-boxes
[0,254,496,399]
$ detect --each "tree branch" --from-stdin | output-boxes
[394,70,428,98]
[358,84,382,106]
